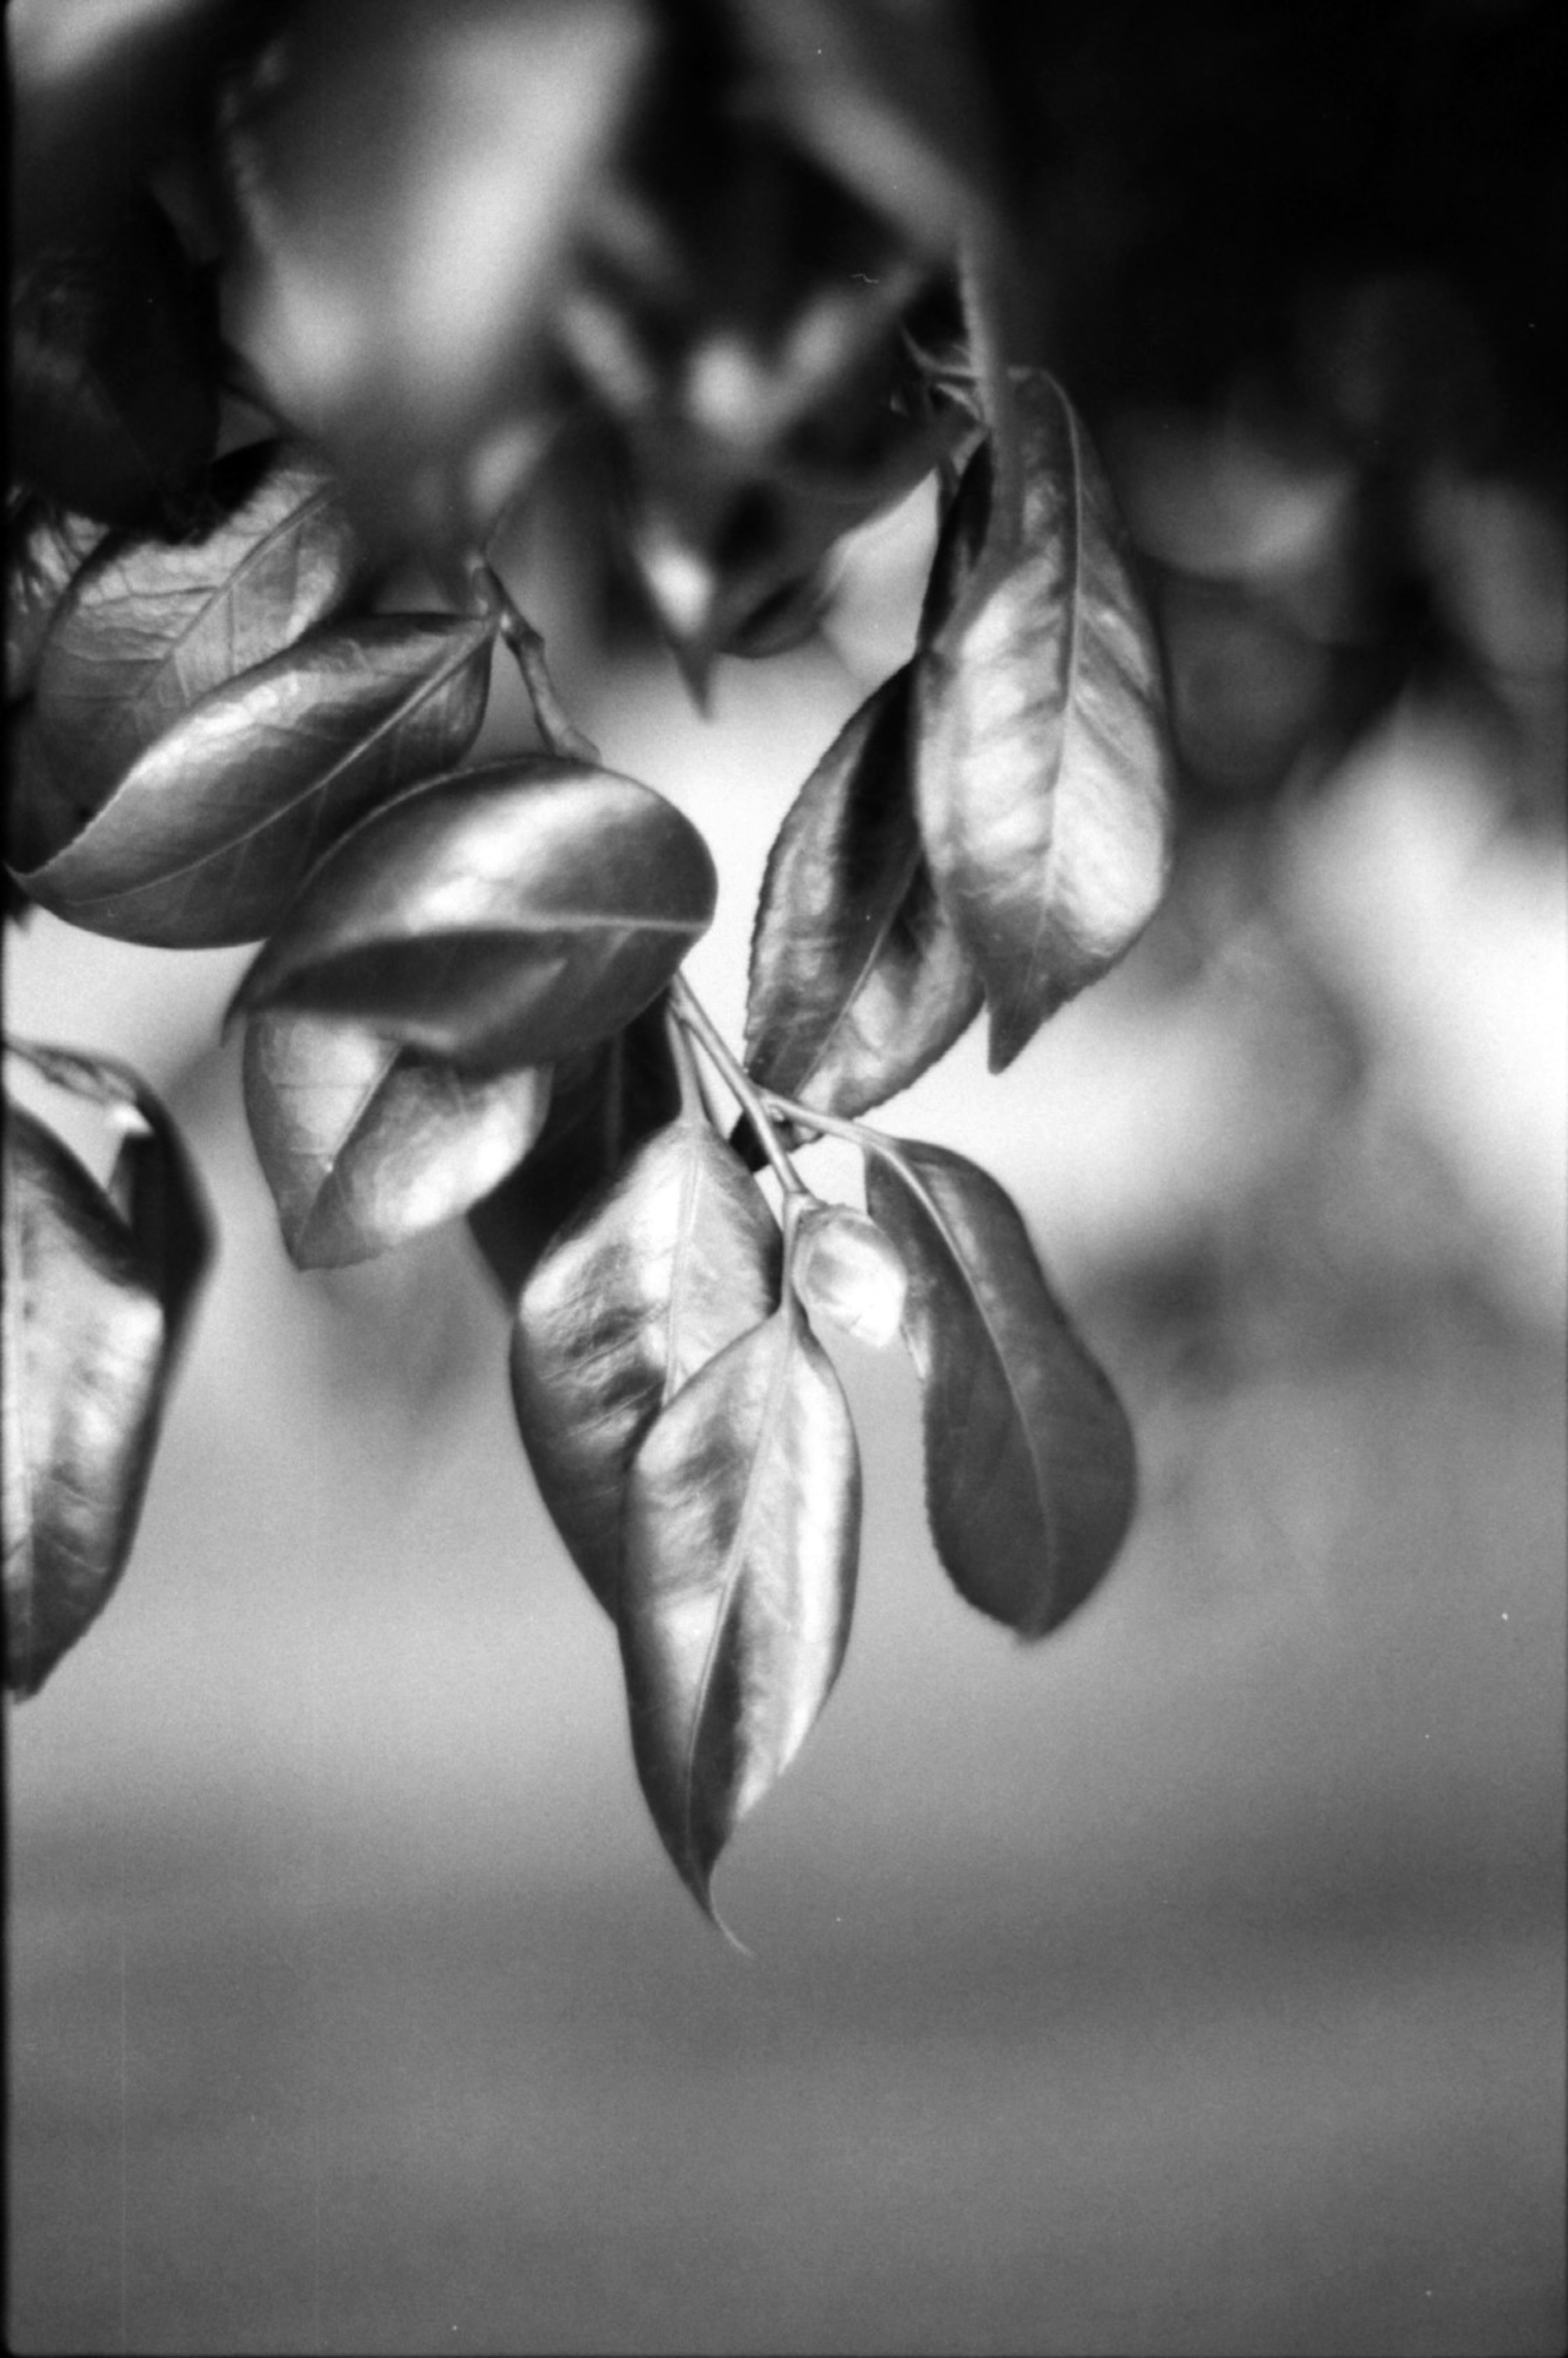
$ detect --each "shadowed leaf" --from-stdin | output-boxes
[915,370,1174,1070]
[512,1116,781,1612]
[6,499,108,700]
[30,441,364,803]
[466,1004,681,1300]
[619,1284,860,1919]
[865,1137,1134,1634]
[3,1054,213,1698]
[243,1010,551,1270]
[233,757,717,1070]
[13,614,493,945]
[745,663,980,1114]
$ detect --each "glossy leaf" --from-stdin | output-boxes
[789,1201,906,1348]
[745,664,981,1115]
[243,1010,551,1270]
[466,1005,681,1301]
[31,441,364,802]
[512,1116,782,1612]
[13,614,493,947]
[619,1289,861,1916]
[6,498,107,701]
[915,370,1175,1070]
[3,1058,213,1698]
[10,193,219,530]
[864,1137,1134,1635]
[233,758,717,1070]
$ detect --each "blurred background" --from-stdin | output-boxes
[7,3,1566,2352]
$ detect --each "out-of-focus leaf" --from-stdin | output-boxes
[242,1010,551,1270]
[11,194,219,530]
[915,370,1175,1070]
[2,1055,213,1698]
[6,499,108,701]
[619,1286,860,1917]
[31,442,364,802]
[731,0,996,256]
[233,757,717,1070]
[466,1004,681,1300]
[13,615,494,945]
[864,1137,1134,1634]
[789,1200,906,1347]
[745,664,980,1115]
[512,1115,781,1612]
[223,0,653,547]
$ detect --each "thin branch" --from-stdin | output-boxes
[468,558,599,764]
[668,974,805,1199]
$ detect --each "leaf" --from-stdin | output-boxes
[619,1289,861,1917]
[466,1004,682,1300]
[12,614,494,946]
[3,1059,213,1698]
[232,757,717,1070]
[914,370,1175,1070]
[10,193,219,529]
[6,497,108,701]
[745,664,981,1115]
[864,1137,1134,1635]
[30,441,365,804]
[789,1200,906,1347]
[512,1116,782,1613]
[242,1010,551,1270]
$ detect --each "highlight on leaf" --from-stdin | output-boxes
[511,1114,782,1613]
[864,1135,1135,1636]
[13,613,495,945]
[788,1199,907,1348]
[745,664,981,1117]
[618,1278,861,1919]
[243,1009,552,1270]
[914,368,1175,1070]
[3,1047,213,1698]
[233,757,718,1072]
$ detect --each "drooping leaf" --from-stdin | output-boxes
[232,757,717,1070]
[864,1137,1134,1634]
[745,664,980,1115]
[10,193,219,530]
[30,441,365,803]
[512,1116,782,1613]
[242,1010,551,1270]
[6,497,108,701]
[466,1003,682,1299]
[2,1057,213,1698]
[619,1287,861,1916]
[914,369,1175,1070]
[788,1199,906,1347]
[12,614,494,946]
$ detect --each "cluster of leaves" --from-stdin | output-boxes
[4,0,1178,1920]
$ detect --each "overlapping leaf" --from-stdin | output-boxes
[619,1288,860,1915]
[233,758,717,1070]
[788,1199,906,1347]
[512,1115,782,1612]
[243,1010,552,1270]
[3,1052,212,1698]
[6,499,107,701]
[745,664,980,1114]
[30,440,364,801]
[915,369,1175,1070]
[466,1005,682,1300]
[865,1137,1134,1635]
[13,614,493,945]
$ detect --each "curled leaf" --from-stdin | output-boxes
[745,664,980,1115]
[789,1200,906,1347]
[243,1010,551,1269]
[915,370,1175,1070]
[466,1003,681,1300]
[865,1137,1134,1635]
[619,1291,861,1917]
[13,614,493,945]
[30,441,365,802]
[232,757,717,1070]
[512,1116,781,1611]
[3,1055,213,1698]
